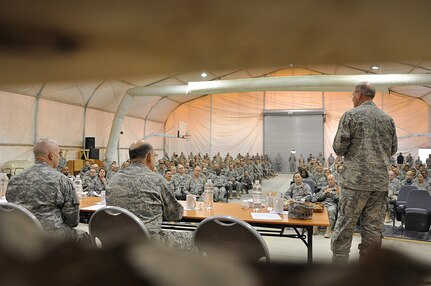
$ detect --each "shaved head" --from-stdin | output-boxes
[33,138,58,157]
[33,138,60,168]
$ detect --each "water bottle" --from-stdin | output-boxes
[252,180,262,211]
[0,173,7,197]
[74,175,83,199]
[101,190,106,205]
[204,179,214,210]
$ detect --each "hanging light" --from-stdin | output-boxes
[371,65,380,70]
[200,72,208,78]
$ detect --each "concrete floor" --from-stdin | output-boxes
[79,173,431,266]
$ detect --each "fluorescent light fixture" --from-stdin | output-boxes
[200,72,208,78]
[371,65,380,70]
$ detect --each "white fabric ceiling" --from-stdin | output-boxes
[2,62,431,125]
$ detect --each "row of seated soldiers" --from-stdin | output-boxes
[290,158,431,227]
[156,152,277,201]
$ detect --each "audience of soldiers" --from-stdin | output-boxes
[5,141,431,250]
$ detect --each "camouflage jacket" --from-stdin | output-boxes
[315,185,340,206]
[284,182,312,202]
[107,162,183,234]
[333,101,397,191]
[6,161,79,236]
[188,175,206,195]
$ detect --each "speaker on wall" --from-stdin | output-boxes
[89,148,99,160]
[85,137,95,149]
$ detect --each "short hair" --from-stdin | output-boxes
[129,142,153,160]
[33,138,58,157]
[355,82,376,98]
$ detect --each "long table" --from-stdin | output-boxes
[80,197,329,263]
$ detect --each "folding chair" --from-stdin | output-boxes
[404,190,431,232]
[394,185,417,228]
[193,215,270,262]
[89,206,151,248]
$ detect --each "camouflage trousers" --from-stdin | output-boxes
[325,203,338,229]
[155,229,194,250]
[213,187,226,202]
[331,188,387,264]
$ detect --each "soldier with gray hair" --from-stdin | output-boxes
[107,140,192,250]
[6,138,90,245]
[331,82,397,264]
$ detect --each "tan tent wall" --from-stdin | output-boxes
[166,89,428,160]
[0,90,164,166]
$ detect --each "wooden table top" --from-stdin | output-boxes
[80,197,329,227]
[179,201,329,227]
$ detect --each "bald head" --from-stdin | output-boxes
[33,138,60,168]
[355,82,376,98]
[129,140,153,161]
[33,139,58,157]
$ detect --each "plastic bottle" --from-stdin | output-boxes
[101,190,106,205]
[74,175,83,199]
[0,173,7,197]
[204,179,214,210]
[252,180,262,211]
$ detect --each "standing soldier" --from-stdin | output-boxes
[331,82,397,264]
[288,152,297,173]
[275,153,282,173]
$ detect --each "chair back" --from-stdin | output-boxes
[193,215,270,262]
[89,206,151,248]
[406,190,431,210]
[397,185,417,203]
[303,179,316,193]
[0,202,43,230]
[0,203,44,257]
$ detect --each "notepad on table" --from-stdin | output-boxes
[251,213,282,220]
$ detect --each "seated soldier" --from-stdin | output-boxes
[6,138,90,245]
[188,165,205,196]
[238,170,254,194]
[315,174,340,238]
[284,172,312,202]
[171,164,191,200]
[61,165,75,181]
[212,166,227,202]
[413,173,430,193]
[164,169,174,194]
[386,170,401,223]
[82,168,103,197]
[401,170,414,186]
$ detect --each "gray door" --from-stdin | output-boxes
[263,110,325,174]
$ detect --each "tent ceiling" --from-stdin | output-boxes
[1,62,431,123]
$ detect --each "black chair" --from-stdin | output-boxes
[303,179,316,193]
[404,190,431,232]
[193,215,270,262]
[89,206,151,248]
[394,185,417,228]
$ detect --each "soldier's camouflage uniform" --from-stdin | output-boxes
[6,161,90,245]
[188,175,206,196]
[82,176,104,197]
[331,101,397,263]
[212,173,227,202]
[171,173,191,200]
[107,162,193,250]
[315,185,340,228]
[288,154,297,173]
[284,182,312,202]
